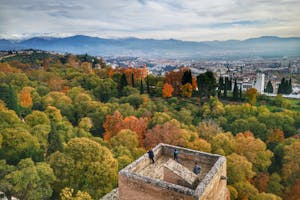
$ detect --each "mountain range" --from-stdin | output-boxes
[0,35,300,59]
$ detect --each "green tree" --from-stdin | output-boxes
[140,79,144,94]
[232,79,238,100]
[196,71,217,98]
[93,78,118,102]
[47,122,63,157]
[146,76,150,95]
[0,84,19,115]
[181,69,192,85]
[49,137,118,199]
[265,81,274,93]
[0,158,55,200]
[131,73,135,87]
[0,128,42,165]
[119,73,128,96]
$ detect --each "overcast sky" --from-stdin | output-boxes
[0,0,300,41]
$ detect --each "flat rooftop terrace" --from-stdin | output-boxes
[138,154,214,185]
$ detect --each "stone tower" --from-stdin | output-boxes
[254,73,265,94]
[102,143,229,200]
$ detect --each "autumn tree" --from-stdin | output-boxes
[180,83,193,97]
[234,131,273,172]
[49,138,118,199]
[245,87,258,105]
[144,120,186,149]
[60,187,92,200]
[162,83,174,98]
[19,87,32,108]
[165,67,189,95]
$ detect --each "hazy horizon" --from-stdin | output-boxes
[1,0,300,41]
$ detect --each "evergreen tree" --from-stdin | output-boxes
[47,122,63,157]
[219,76,224,89]
[146,76,150,95]
[278,78,291,94]
[140,80,144,94]
[224,84,227,98]
[228,77,232,90]
[120,73,128,87]
[239,86,243,100]
[0,84,19,114]
[131,73,135,87]
[265,81,274,93]
[119,73,128,96]
[288,78,292,94]
[232,79,239,100]
[225,77,229,89]
[196,71,217,98]
[181,70,192,85]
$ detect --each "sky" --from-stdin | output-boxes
[0,0,300,41]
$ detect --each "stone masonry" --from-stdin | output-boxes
[102,143,229,200]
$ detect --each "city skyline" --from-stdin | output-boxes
[1,0,300,41]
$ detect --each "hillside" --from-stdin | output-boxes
[0,54,299,199]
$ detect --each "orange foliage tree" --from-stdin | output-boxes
[162,83,174,98]
[0,63,20,74]
[144,120,185,149]
[164,67,189,95]
[103,112,148,146]
[103,111,123,140]
[254,173,270,192]
[19,87,32,108]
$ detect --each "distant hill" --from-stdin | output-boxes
[1,35,300,59]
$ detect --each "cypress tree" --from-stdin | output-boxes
[239,86,243,101]
[182,70,192,85]
[265,81,273,93]
[288,78,292,94]
[120,73,128,87]
[119,73,128,96]
[146,76,150,95]
[131,73,135,87]
[140,79,144,94]
[228,77,232,90]
[232,79,238,100]
[218,76,224,90]
[224,82,227,98]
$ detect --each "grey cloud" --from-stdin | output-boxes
[0,0,299,41]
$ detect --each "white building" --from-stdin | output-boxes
[254,73,265,94]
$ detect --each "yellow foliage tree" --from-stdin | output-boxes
[60,187,93,200]
[245,88,258,105]
[180,83,193,97]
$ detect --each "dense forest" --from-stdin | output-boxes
[0,52,299,200]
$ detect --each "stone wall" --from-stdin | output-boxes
[118,143,229,200]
